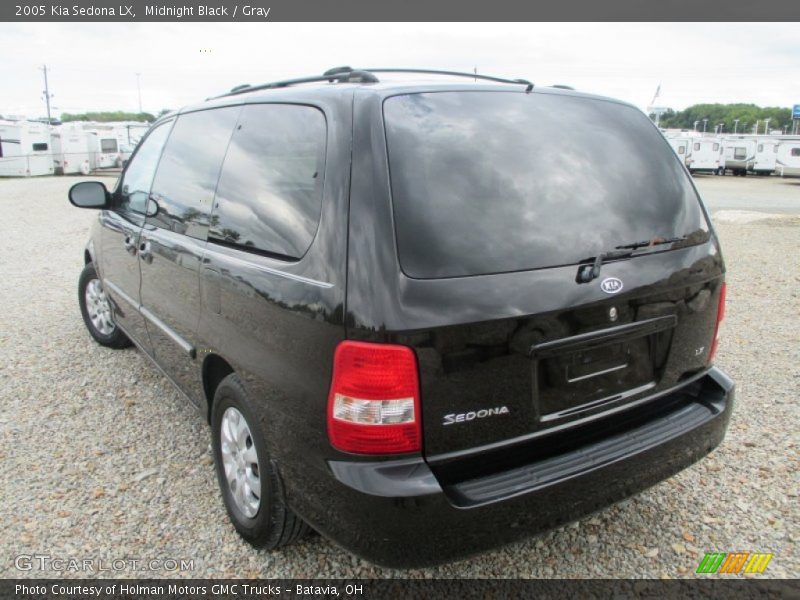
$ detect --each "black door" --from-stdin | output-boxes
[99,120,173,352]
[138,106,240,403]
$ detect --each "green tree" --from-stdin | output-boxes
[656,103,792,134]
[60,111,155,123]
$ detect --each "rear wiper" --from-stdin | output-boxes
[576,236,686,283]
[615,235,686,250]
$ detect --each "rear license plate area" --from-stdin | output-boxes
[532,316,676,424]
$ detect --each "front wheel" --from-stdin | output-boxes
[211,373,309,549]
[78,262,131,348]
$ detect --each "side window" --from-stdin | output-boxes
[693,143,700,151]
[117,121,172,214]
[32,142,48,151]
[757,144,763,152]
[713,143,719,151]
[678,146,685,155]
[147,107,240,239]
[209,104,327,259]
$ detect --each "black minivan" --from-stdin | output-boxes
[69,68,733,568]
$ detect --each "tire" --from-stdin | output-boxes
[78,262,131,349]
[211,373,309,549]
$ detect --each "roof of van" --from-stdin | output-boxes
[168,67,637,119]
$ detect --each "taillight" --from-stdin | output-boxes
[707,282,727,364]
[327,341,421,454]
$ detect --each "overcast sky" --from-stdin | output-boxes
[2,22,798,118]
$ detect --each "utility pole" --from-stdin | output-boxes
[733,119,739,134]
[136,72,142,113]
[703,118,708,133]
[40,64,53,124]
[763,118,770,135]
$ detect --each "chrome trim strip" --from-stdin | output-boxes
[140,305,196,359]
[103,279,196,359]
[202,245,334,289]
[103,279,138,309]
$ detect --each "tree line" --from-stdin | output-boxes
[59,109,173,123]
[652,103,794,134]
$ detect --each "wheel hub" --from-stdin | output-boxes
[220,407,261,518]
[85,278,115,336]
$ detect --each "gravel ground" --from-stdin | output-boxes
[0,175,797,579]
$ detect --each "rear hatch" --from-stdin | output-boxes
[355,89,724,475]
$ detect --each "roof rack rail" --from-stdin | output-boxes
[210,66,534,100]
[362,68,534,92]
[210,67,379,100]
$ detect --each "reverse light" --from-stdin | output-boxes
[327,341,421,454]
[707,282,727,364]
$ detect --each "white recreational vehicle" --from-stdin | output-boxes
[722,137,757,176]
[89,132,122,168]
[665,135,690,165]
[686,137,724,174]
[50,125,94,175]
[775,139,800,177]
[748,138,779,175]
[0,120,55,177]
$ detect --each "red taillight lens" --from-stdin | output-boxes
[327,341,421,454]
[707,282,727,364]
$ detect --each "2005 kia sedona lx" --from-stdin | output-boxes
[68,67,733,567]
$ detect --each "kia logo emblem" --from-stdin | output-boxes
[600,277,623,294]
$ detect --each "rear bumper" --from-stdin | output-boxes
[300,368,734,568]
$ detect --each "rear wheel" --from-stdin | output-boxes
[78,262,131,348]
[211,373,309,549]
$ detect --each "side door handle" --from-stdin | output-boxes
[124,235,137,255]
[139,240,153,264]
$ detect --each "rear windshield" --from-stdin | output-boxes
[383,91,709,279]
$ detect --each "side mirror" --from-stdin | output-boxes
[68,181,109,209]
[145,196,159,218]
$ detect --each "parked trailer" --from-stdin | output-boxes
[50,125,94,175]
[747,138,779,175]
[722,138,757,176]
[775,140,800,177]
[0,121,55,177]
[665,136,690,165]
[686,137,724,174]
[87,132,122,169]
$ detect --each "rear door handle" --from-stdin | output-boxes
[139,240,153,264]
[124,235,137,255]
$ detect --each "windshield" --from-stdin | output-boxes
[383,91,709,279]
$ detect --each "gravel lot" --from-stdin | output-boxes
[0,175,797,579]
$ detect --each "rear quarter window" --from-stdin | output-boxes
[383,91,708,279]
[209,104,327,260]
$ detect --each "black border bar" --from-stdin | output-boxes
[3,579,799,600]
[3,0,800,21]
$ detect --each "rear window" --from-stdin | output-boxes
[100,138,118,153]
[792,148,800,157]
[734,147,747,160]
[32,142,48,151]
[383,91,709,279]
